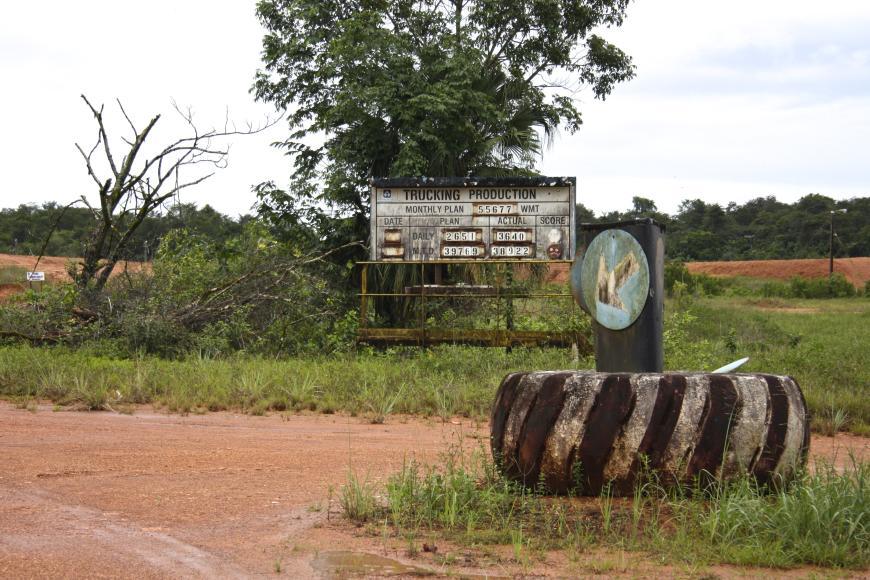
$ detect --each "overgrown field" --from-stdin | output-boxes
[0,295,867,434]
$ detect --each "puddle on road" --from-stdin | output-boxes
[312,551,434,577]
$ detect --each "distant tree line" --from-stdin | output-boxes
[1,192,866,262]
[0,203,248,259]
[579,193,868,261]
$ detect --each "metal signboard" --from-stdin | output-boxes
[370,177,576,261]
[26,271,45,282]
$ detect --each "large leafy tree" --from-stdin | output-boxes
[254,0,635,242]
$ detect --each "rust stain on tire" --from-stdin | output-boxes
[514,373,572,486]
[575,374,635,495]
[753,375,789,486]
[687,375,740,483]
[628,374,687,485]
[539,374,603,494]
[490,372,526,463]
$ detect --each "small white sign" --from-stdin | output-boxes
[26,271,45,282]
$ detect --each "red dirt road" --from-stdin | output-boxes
[0,405,487,578]
[1,404,867,578]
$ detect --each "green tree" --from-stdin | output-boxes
[631,196,657,215]
[254,0,635,244]
[575,202,597,223]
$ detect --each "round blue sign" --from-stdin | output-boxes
[577,230,650,330]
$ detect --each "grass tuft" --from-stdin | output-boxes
[340,471,379,522]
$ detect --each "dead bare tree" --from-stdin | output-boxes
[73,95,275,296]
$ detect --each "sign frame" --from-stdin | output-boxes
[370,177,576,262]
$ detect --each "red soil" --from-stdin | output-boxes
[0,254,78,283]
[0,254,146,301]
[0,403,866,578]
[0,253,147,283]
[547,257,870,288]
[687,257,870,288]
[0,284,22,301]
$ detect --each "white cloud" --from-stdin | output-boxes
[541,0,870,214]
[1,0,867,218]
[0,1,288,216]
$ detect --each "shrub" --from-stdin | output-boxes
[0,224,358,357]
[789,273,855,298]
[664,261,692,296]
[760,280,792,298]
[0,266,26,285]
[665,261,725,297]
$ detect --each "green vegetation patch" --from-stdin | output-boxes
[341,445,869,570]
[684,296,870,435]
[1,294,867,434]
[0,266,26,285]
[0,344,589,419]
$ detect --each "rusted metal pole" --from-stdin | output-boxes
[359,263,368,330]
[420,260,426,347]
[829,210,835,276]
[505,265,514,353]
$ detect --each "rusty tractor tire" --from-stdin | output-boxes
[490,372,810,495]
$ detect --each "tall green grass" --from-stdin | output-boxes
[342,444,869,570]
[0,344,589,419]
[0,266,26,285]
[694,459,868,568]
[685,297,870,434]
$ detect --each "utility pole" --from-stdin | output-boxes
[829,209,847,276]
[744,234,754,257]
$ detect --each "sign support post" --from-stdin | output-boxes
[571,218,664,372]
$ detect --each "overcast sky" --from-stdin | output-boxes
[1,0,868,217]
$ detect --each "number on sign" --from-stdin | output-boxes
[490,246,533,257]
[494,230,530,242]
[473,203,517,216]
[443,230,480,242]
[441,246,483,257]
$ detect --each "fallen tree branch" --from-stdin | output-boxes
[0,330,63,345]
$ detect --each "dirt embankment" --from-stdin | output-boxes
[687,257,870,288]
[547,257,870,288]
[0,404,866,578]
[0,254,146,300]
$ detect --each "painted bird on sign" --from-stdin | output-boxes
[596,252,639,311]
